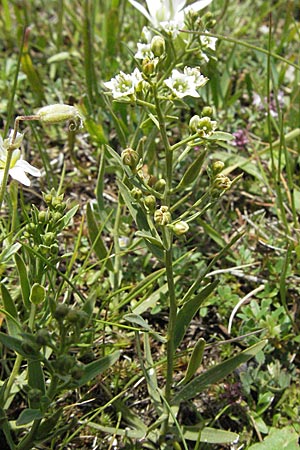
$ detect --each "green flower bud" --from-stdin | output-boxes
[52,211,62,222]
[170,221,189,236]
[43,192,53,204]
[37,104,83,127]
[53,303,69,321]
[142,58,155,76]
[71,366,84,380]
[154,178,166,192]
[202,106,213,117]
[213,174,231,190]
[38,210,49,222]
[144,195,156,212]
[36,329,51,346]
[53,354,75,374]
[43,232,55,246]
[211,160,225,175]
[131,187,143,200]
[189,115,201,133]
[150,36,165,57]
[121,148,139,170]
[154,206,171,226]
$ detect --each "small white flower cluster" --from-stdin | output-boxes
[164,66,208,98]
[0,130,40,187]
[103,68,144,100]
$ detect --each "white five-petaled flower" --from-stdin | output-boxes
[104,68,143,99]
[135,42,154,60]
[0,130,41,187]
[128,0,213,29]
[164,66,208,98]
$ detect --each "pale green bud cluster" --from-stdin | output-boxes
[150,36,165,58]
[189,115,217,137]
[154,206,171,226]
[121,148,140,171]
[169,221,189,236]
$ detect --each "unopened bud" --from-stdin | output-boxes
[213,174,231,190]
[154,178,166,192]
[154,206,171,226]
[131,187,143,200]
[142,58,155,76]
[150,36,165,57]
[37,104,83,127]
[121,148,139,170]
[202,106,213,117]
[170,221,189,236]
[144,195,156,212]
[211,161,225,175]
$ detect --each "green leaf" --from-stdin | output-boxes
[86,203,114,271]
[180,338,206,385]
[0,242,22,263]
[174,150,207,192]
[16,408,43,426]
[173,340,267,404]
[248,426,299,450]
[76,351,120,387]
[135,231,164,248]
[35,408,63,440]
[204,131,234,141]
[0,283,21,336]
[174,280,219,349]
[14,253,31,309]
[124,313,166,343]
[182,425,239,444]
[28,359,45,394]
[56,205,79,230]
[30,283,46,305]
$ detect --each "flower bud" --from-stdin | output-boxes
[131,187,143,200]
[213,174,231,190]
[211,160,225,175]
[121,148,139,170]
[37,104,83,127]
[154,206,171,226]
[142,58,155,76]
[154,178,166,192]
[202,106,213,117]
[53,303,69,321]
[36,329,51,347]
[150,36,165,57]
[189,115,201,133]
[43,232,55,246]
[170,221,189,236]
[38,210,49,222]
[144,195,156,212]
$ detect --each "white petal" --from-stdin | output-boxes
[183,0,213,14]
[9,167,31,186]
[15,160,41,177]
[128,0,153,23]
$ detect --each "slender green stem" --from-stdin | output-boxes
[16,418,42,450]
[4,353,23,406]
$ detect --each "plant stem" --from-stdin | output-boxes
[4,353,23,407]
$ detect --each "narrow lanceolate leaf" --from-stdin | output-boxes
[182,426,239,444]
[174,149,207,192]
[0,283,21,336]
[180,338,206,385]
[174,280,219,349]
[28,359,46,394]
[16,408,43,426]
[76,351,120,387]
[172,340,267,404]
[14,254,31,310]
[86,203,113,271]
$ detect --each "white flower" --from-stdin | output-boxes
[200,32,217,51]
[104,68,143,99]
[160,20,181,37]
[164,66,208,98]
[135,42,153,59]
[128,0,212,29]
[183,67,208,88]
[0,130,41,187]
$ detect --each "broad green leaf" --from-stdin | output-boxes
[14,253,31,309]
[248,426,299,450]
[180,338,206,385]
[30,283,46,305]
[16,408,43,426]
[173,340,267,404]
[0,283,21,336]
[182,425,239,444]
[76,351,120,387]
[86,203,113,271]
[174,280,219,349]
[0,332,40,358]
[174,150,207,192]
